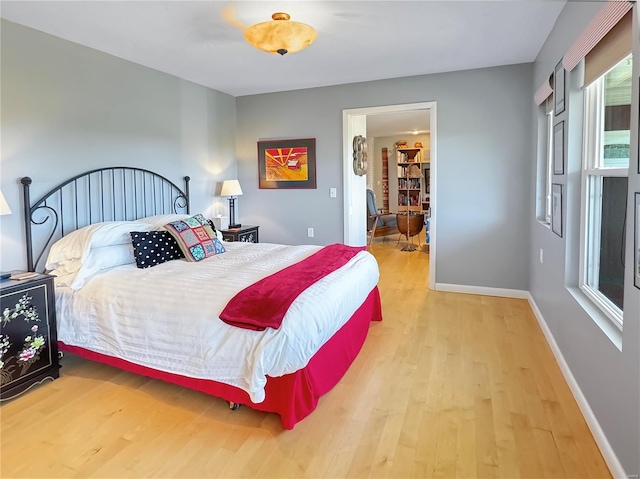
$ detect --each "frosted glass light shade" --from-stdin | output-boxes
[221,180,243,197]
[0,190,11,215]
[244,12,317,56]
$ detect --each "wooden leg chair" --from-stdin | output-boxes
[367,189,399,245]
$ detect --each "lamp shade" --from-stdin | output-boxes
[0,190,12,216]
[221,180,243,197]
[244,12,317,56]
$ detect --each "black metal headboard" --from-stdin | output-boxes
[22,167,190,272]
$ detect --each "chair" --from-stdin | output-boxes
[396,212,425,251]
[367,189,399,244]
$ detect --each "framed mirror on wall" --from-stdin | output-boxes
[552,183,563,237]
[553,121,565,175]
[635,193,640,289]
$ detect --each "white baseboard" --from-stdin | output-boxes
[526,293,627,479]
[435,283,529,299]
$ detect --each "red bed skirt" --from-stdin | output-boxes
[59,286,382,429]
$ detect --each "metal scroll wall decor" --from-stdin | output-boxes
[352,135,368,176]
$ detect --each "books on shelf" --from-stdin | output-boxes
[398,178,421,190]
[397,148,428,211]
[398,192,420,207]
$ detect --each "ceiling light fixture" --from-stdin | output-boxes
[244,12,317,56]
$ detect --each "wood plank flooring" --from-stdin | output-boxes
[0,241,611,478]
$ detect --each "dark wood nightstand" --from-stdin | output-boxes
[220,225,259,243]
[0,273,59,401]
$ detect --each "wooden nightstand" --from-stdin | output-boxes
[220,225,259,243]
[0,273,59,401]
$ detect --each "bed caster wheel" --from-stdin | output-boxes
[58,351,64,360]
[229,401,242,411]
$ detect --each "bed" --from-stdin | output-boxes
[22,167,382,429]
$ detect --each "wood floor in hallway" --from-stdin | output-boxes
[0,241,611,478]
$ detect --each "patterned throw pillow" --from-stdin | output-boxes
[130,231,185,269]
[164,214,225,262]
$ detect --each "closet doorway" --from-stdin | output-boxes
[342,102,436,290]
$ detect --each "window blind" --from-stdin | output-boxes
[562,1,632,72]
[584,10,632,86]
[534,74,554,106]
[546,93,554,116]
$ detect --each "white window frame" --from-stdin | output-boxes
[579,72,628,330]
[537,103,554,225]
[544,109,554,224]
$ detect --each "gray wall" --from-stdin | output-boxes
[0,20,237,272]
[236,64,533,289]
[530,3,640,475]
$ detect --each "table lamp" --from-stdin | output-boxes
[0,189,13,279]
[221,180,243,229]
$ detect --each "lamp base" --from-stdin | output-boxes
[228,223,242,229]
[0,271,11,280]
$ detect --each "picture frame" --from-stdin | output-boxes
[554,60,565,116]
[635,193,640,289]
[551,183,563,237]
[553,121,565,175]
[257,138,317,189]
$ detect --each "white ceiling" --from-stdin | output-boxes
[367,110,431,138]
[0,1,566,97]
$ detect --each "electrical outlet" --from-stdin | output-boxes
[330,188,337,198]
[539,248,544,264]
[308,228,314,238]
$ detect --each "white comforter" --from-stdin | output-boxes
[55,242,379,403]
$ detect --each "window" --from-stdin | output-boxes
[544,106,554,223]
[537,94,554,224]
[580,56,631,328]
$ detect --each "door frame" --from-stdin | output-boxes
[342,101,437,290]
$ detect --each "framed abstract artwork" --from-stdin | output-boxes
[258,138,317,189]
[554,60,565,116]
[551,183,563,237]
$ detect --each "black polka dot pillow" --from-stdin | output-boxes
[130,231,185,269]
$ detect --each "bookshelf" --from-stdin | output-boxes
[397,148,426,212]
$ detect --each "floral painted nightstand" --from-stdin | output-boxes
[220,225,259,243]
[0,273,59,400]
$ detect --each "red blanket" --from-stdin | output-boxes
[219,244,367,331]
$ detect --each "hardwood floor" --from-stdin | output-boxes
[1,242,611,478]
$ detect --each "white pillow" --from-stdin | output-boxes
[139,214,191,229]
[53,243,136,290]
[141,213,226,239]
[46,220,151,274]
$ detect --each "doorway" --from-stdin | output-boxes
[342,102,437,290]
